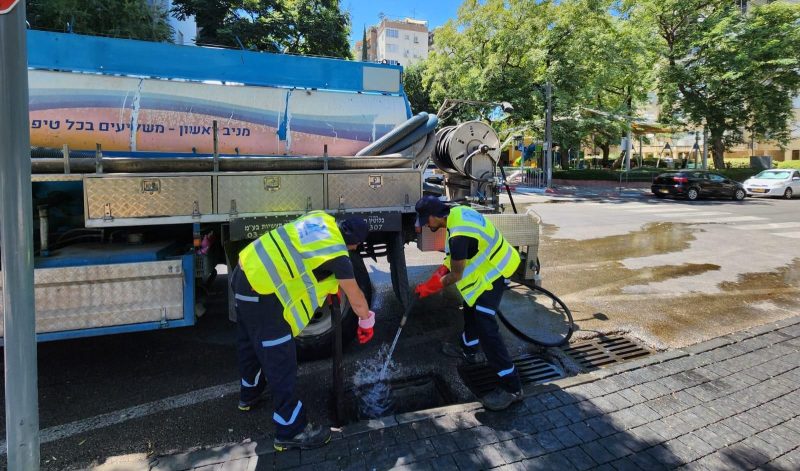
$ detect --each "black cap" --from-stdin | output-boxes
[415,196,449,227]
[338,217,369,245]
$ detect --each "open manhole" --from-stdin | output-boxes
[342,374,455,423]
[458,353,565,397]
[561,335,651,370]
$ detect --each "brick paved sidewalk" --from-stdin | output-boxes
[109,316,800,471]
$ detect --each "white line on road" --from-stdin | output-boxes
[656,211,731,218]
[733,222,800,231]
[773,232,800,239]
[626,207,702,213]
[681,216,767,223]
[0,381,240,455]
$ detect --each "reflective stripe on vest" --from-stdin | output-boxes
[444,206,520,306]
[239,211,349,336]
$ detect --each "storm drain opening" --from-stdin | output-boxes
[560,335,651,371]
[458,353,565,397]
[341,374,456,423]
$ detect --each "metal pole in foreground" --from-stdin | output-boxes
[1,1,41,469]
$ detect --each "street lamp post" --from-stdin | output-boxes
[544,82,553,188]
[1,1,41,469]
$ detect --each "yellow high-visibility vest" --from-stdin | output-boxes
[444,206,520,306]
[239,211,350,336]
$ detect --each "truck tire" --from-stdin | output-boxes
[295,251,374,361]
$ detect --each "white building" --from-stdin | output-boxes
[364,18,429,67]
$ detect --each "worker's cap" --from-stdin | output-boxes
[338,217,369,246]
[415,196,449,227]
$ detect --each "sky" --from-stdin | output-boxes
[344,0,463,47]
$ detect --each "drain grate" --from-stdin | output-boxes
[459,353,565,397]
[561,335,651,371]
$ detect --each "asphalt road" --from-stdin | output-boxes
[1,192,798,469]
[512,192,800,349]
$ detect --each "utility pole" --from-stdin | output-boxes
[702,128,708,170]
[1,1,41,469]
[625,126,632,172]
[544,82,553,188]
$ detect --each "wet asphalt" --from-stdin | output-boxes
[1,194,799,469]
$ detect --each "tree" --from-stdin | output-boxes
[171,0,351,58]
[642,0,800,168]
[422,0,654,169]
[403,63,434,114]
[26,0,173,41]
[361,27,368,61]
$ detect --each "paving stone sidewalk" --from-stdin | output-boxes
[114,316,800,471]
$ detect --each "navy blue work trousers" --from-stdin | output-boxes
[231,266,306,439]
[461,277,523,392]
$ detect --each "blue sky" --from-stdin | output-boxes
[344,0,464,47]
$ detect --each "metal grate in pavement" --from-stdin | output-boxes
[459,353,565,397]
[560,335,651,370]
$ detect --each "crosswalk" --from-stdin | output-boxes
[602,202,800,240]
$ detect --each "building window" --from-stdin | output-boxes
[793,149,799,160]
[386,43,399,53]
[413,36,419,44]
[404,34,410,40]
[386,29,398,38]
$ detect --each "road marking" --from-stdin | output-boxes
[657,211,731,218]
[626,207,702,213]
[773,231,800,239]
[733,222,800,231]
[681,216,767,223]
[0,381,240,455]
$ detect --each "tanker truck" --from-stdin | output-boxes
[0,30,528,359]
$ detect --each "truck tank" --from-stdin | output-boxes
[27,31,411,157]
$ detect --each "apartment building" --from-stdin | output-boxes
[356,18,429,67]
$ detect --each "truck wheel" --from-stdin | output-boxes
[295,251,373,361]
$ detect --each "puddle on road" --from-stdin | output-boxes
[535,221,800,348]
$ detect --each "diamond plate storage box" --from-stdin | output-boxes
[216,173,324,214]
[0,260,185,336]
[326,171,421,210]
[85,175,213,220]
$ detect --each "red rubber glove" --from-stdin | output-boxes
[414,267,447,298]
[357,311,375,344]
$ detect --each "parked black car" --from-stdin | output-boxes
[651,171,747,201]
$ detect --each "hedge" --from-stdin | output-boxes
[552,167,761,182]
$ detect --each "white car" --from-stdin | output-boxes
[743,169,800,199]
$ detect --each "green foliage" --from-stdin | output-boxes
[552,167,759,182]
[776,160,800,169]
[420,0,655,166]
[403,63,434,114]
[26,0,173,41]
[171,0,351,57]
[640,0,800,168]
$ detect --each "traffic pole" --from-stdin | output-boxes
[0,1,41,469]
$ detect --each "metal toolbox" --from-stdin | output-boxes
[216,173,324,215]
[0,260,185,336]
[85,175,213,220]
[326,170,420,210]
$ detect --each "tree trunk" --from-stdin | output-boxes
[560,147,570,169]
[599,142,610,167]
[711,133,726,170]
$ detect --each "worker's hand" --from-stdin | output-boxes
[414,272,445,298]
[357,311,375,344]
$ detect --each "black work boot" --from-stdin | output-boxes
[441,342,480,364]
[481,387,523,411]
[273,423,332,451]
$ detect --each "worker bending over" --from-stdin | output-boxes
[232,211,375,451]
[414,196,523,411]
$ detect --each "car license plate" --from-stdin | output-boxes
[659,189,669,194]
[751,188,767,193]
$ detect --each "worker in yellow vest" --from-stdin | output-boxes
[232,211,374,451]
[414,196,523,411]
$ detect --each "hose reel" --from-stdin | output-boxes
[432,121,500,180]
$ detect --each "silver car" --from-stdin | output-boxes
[743,169,800,199]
